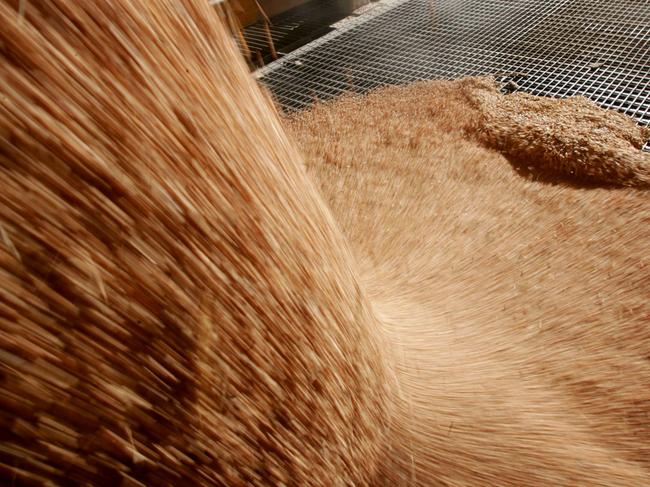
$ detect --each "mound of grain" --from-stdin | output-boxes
[287,78,650,485]
[466,78,650,186]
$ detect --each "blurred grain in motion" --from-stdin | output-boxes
[0,1,395,484]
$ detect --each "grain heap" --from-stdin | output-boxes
[287,77,650,485]
[2,0,650,486]
[467,79,650,186]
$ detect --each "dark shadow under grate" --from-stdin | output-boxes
[258,0,650,147]
[242,0,357,67]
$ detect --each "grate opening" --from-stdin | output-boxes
[257,0,650,148]
[242,0,366,67]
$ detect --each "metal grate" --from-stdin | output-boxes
[257,0,650,147]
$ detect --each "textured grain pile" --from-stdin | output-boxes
[286,77,650,485]
[467,80,650,186]
[1,0,650,485]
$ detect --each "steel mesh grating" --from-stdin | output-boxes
[257,0,650,148]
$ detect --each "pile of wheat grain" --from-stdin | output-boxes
[287,77,650,485]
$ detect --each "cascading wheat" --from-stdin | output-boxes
[0,1,395,485]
